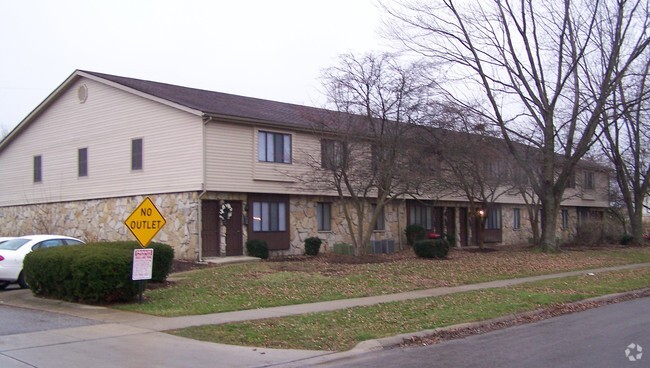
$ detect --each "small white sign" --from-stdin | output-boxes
[132,248,154,281]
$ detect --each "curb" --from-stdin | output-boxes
[285,288,650,367]
[366,287,650,350]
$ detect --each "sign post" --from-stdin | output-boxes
[124,197,166,303]
[132,248,154,303]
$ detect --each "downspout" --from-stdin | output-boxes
[197,114,213,261]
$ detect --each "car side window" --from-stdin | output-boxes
[32,239,65,250]
[64,239,84,246]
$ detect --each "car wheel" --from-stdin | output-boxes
[0,281,8,290]
[17,272,28,289]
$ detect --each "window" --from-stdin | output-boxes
[317,202,332,231]
[321,139,346,170]
[584,171,595,190]
[33,155,42,183]
[409,203,433,230]
[78,148,88,177]
[252,201,287,232]
[513,208,521,230]
[567,171,576,188]
[371,204,385,231]
[485,207,502,230]
[562,209,569,229]
[132,138,143,171]
[258,131,291,163]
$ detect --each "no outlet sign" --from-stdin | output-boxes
[125,197,167,247]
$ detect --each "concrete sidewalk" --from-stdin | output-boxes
[1,263,649,368]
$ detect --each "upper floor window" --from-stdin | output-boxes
[321,139,347,170]
[258,131,291,164]
[78,148,88,177]
[33,155,42,183]
[317,202,332,231]
[584,171,595,190]
[132,138,143,171]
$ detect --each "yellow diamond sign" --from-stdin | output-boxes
[125,197,166,247]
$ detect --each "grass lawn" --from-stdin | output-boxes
[168,267,650,351]
[115,246,650,317]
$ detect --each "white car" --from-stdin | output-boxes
[0,235,84,289]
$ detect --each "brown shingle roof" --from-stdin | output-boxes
[82,70,337,129]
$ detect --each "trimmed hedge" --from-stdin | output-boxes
[91,241,174,282]
[246,239,269,259]
[405,224,426,246]
[304,237,322,256]
[23,241,174,304]
[413,238,450,259]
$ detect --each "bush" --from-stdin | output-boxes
[304,237,322,256]
[246,239,269,259]
[24,244,138,303]
[620,234,634,245]
[405,224,426,246]
[91,241,174,282]
[442,233,456,247]
[23,241,175,304]
[413,238,450,259]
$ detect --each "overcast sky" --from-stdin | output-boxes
[0,0,386,133]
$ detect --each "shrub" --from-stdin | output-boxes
[405,224,426,246]
[246,239,269,259]
[413,238,450,259]
[91,241,174,282]
[333,243,354,255]
[304,237,322,256]
[620,234,634,245]
[24,244,138,303]
[442,233,456,247]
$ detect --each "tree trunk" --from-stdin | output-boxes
[630,206,645,245]
[539,195,561,252]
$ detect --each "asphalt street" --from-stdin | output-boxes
[0,303,100,336]
[315,297,650,368]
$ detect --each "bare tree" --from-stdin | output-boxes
[600,54,650,244]
[431,105,517,248]
[311,52,436,255]
[383,0,650,251]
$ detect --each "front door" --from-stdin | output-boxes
[225,201,243,256]
[201,200,220,257]
[459,208,469,247]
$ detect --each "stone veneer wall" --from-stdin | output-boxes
[0,192,200,259]
[287,195,407,256]
[500,204,579,245]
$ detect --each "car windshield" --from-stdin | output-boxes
[0,238,30,250]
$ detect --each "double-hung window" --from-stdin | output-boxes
[317,202,332,231]
[513,208,521,230]
[132,138,143,171]
[78,148,88,177]
[584,171,595,190]
[33,155,42,183]
[371,204,385,231]
[258,131,291,163]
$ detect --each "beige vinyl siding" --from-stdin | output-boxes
[204,122,323,194]
[0,78,203,206]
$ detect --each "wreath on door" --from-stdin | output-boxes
[219,203,233,221]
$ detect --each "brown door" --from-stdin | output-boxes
[201,200,220,257]
[225,201,243,256]
[459,208,469,247]
[445,207,455,244]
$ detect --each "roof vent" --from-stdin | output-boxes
[78,84,88,103]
